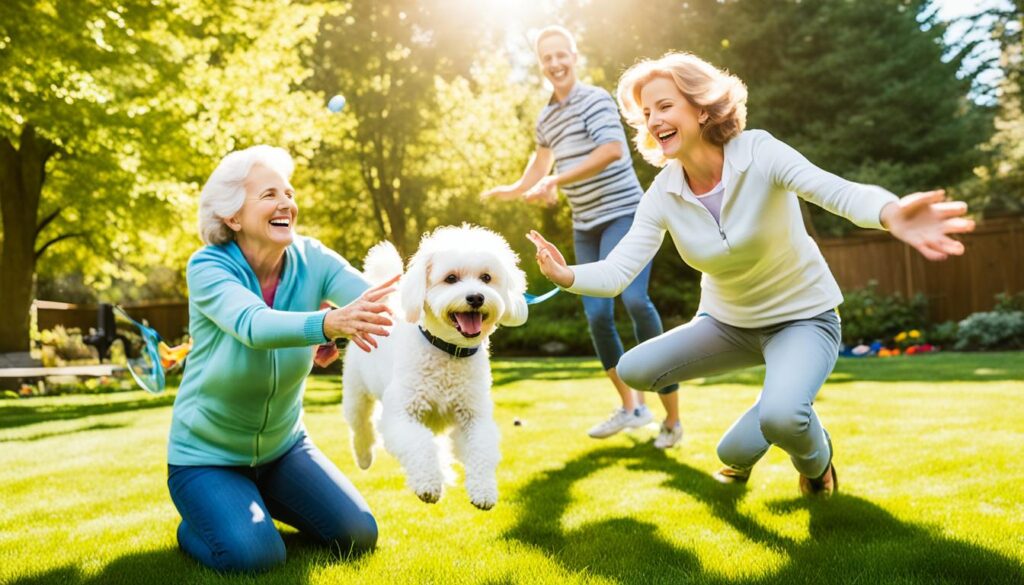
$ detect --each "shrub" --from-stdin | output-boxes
[41,376,138,396]
[994,291,1024,313]
[37,326,97,366]
[839,282,928,345]
[928,320,959,348]
[491,317,594,356]
[648,275,701,323]
[954,311,1024,351]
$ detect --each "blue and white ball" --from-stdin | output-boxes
[327,94,347,113]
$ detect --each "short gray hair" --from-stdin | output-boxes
[533,25,577,56]
[197,145,295,246]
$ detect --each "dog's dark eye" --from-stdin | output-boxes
[481,273,492,283]
[444,274,458,284]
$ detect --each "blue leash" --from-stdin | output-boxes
[524,287,560,305]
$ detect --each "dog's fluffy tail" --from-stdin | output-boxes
[362,241,404,284]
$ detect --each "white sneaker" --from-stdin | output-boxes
[627,404,654,428]
[587,408,635,438]
[653,422,683,449]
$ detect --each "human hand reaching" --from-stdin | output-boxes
[880,190,975,261]
[323,274,399,352]
[526,230,574,288]
[481,185,522,201]
[522,176,558,206]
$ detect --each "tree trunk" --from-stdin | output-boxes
[0,125,56,353]
[360,130,412,256]
[385,187,407,256]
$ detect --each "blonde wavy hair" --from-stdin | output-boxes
[617,52,748,167]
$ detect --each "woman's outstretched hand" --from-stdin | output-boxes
[881,190,975,261]
[323,274,400,352]
[526,230,574,288]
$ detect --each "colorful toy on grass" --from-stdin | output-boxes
[840,340,938,358]
[904,343,936,355]
[158,339,193,369]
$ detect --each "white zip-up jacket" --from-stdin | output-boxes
[567,130,899,328]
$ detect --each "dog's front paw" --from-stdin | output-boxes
[468,482,498,511]
[470,493,497,511]
[415,485,443,504]
[409,471,445,504]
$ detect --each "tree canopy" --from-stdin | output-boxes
[0,0,1013,352]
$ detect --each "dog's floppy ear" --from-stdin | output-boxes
[498,256,529,328]
[400,250,430,324]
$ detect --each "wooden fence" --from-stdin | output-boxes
[35,300,190,341]
[817,215,1024,322]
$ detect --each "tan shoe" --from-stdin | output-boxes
[712,466,751,484]
[799,462,838,498]
[800,432,838,498]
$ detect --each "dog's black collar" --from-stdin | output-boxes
[418,326,480,358]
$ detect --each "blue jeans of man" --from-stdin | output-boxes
[167,433,377,573]
[573,213,678,393]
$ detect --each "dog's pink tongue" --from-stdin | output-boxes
[454,312,483,335]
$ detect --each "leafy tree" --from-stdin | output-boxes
[308,0,478,256]
[304,44,564,281]
[956,0,1024,215]
[307,0,562,257]
[716,0,993,235]
[0,0,327,352]
[0,0,188,352]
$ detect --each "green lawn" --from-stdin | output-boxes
[2,353,1023,584]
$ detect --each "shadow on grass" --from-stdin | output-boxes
[505,444,1024,584]
[303,389,343,409]
[0,394,176,431]
[0,421,128,442]
[11,549,194,585]
[9,529,370,585]
[697,352,1024,386]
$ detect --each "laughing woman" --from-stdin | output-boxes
[528,53,974,497]
[167,145,397,572]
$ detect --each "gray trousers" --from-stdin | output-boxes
[617,310,841,477]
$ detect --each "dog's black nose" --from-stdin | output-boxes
[466,293,484,309]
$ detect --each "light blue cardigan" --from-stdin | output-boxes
[168,236,369,466]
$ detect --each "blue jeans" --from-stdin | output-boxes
[573,213,678,393]
[167,433,377,573]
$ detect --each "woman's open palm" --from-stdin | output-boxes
[882,190,975,261]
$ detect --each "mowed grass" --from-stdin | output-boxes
[1,352,1023,584]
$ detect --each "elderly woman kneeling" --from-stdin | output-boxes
[166,145,396,573]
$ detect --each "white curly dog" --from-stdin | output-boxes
[342,225,528,510]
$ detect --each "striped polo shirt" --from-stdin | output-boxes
[535,82,644,231]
